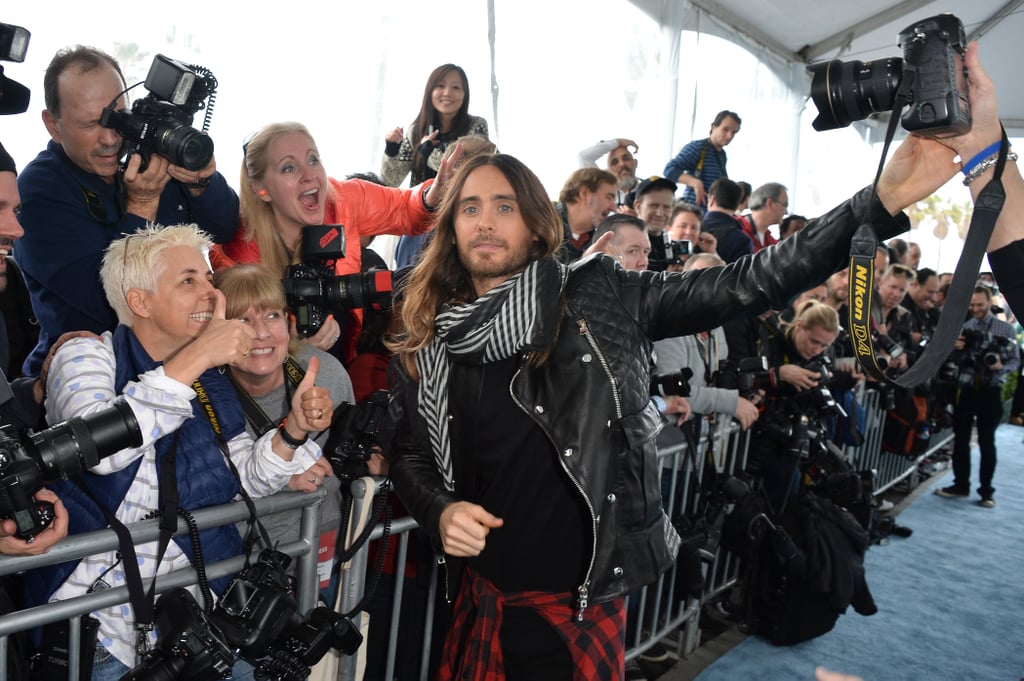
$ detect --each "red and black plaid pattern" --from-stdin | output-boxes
[438,567,626,681]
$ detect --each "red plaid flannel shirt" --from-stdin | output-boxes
[438,567,626,681]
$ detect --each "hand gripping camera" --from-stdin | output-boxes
[101,54,218,172]
[282,225,394,337]
[808,13,970,136]
[0,400,142,539]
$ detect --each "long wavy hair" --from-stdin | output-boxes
[239,122,338,276]
[388,154,562,379]
[411,65,473,178]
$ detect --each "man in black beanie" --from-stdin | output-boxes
[0,140,69,555]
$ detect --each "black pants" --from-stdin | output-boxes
[951,385,1003,496]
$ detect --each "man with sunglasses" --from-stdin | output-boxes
[14,45,238,377]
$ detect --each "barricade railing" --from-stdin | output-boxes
[0,489,326,681]
[200,390,947,680]
[845,387,955,495]
[332,423,753,678]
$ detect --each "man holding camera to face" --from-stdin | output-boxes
[13,46,239,377]
[936,285,1020,508]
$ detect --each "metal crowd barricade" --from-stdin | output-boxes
[331,389,952,679]
[844,387,955,495]
[0,489,326,681]
[332,424,755,680]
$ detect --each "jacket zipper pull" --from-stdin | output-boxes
[576,584,589,621]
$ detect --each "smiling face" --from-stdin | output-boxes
[432,70,466,124]
[879,273,911,311]
[607,146,637,186]
[134,245,216,357]
[0,172,24,289]
[668,209,701,242]
[636,188,675,234]
[43,62,127,182]
[255,130,329,236]
[454,165,535,296]
[231,304,290,388]
[581,181,617,228]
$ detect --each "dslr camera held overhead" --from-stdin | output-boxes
[808,13,971,136]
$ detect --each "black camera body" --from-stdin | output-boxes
[101,54,217,172]
[961,328,1014,371]
[809,13,970,136]
[122,587,235,681]
[214,549,362,678]
[125,549,363,681]
[325,390,390,479]
[0,400,141,539]
[666,239,691,267]
[714,357,775,399]
[282,225,394,337]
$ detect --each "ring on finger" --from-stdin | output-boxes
[310,475,318,484]
[316,408,324,419]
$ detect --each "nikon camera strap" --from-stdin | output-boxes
[847,65,1009,387]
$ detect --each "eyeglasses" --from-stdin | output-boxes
[120,233,138,298]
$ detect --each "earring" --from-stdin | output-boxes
[258,189,267,197]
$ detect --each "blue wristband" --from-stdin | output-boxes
[962,142,1003,175]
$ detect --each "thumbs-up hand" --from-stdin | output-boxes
[286,355,333,435]
[163,289,257,385]
[197,290,257,368]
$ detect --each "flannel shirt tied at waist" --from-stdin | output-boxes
[438,566,626,681]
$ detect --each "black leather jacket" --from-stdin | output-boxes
[387,187,907,609]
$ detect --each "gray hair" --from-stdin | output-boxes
[749,182,787,211]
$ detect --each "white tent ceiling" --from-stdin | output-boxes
[629,0,1024,137]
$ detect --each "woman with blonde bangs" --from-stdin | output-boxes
[215,122,459,361]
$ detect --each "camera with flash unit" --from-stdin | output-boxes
[100,54,218,172]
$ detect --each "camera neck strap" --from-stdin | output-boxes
[193,376,275,556]
[848,72,1009,387]
[69,432,184,657]
[225,356,306,437]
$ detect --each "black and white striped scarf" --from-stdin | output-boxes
[415,258,567,491]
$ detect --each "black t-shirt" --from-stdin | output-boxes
[451,356,588,593]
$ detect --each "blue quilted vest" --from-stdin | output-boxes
[25,326,247,608]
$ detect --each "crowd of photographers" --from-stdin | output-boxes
[0,14,1022,681]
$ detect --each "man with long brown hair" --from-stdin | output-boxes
[385,59,1010,676]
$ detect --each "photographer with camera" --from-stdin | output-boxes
[215,264,350,550]
[0,141,74,559]
[873,264,915,370]
[24,224,333,679]
[742,301,842,511]
[218,122,454,363]
[14,46,239,378]
[935,285,1019,508]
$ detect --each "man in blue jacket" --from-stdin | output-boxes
[14,46,239,376]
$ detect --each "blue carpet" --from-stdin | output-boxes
[695,424,1024,681]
